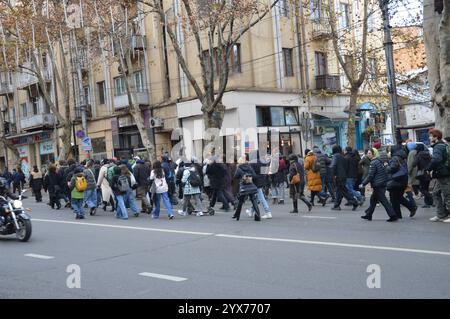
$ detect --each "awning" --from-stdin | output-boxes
[5,130,49,139]
[311,111,353,120]
[397,122,435,129]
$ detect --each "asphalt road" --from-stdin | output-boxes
[1,192,449,299]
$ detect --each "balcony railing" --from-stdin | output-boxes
[315,75,341,92]
[74,104,92,120]
[17,63,52,88]
[0,82,13,95]
[114,90,149,109]
[130,35,146,51]
[20,113,56,131]
[311,19,332,40]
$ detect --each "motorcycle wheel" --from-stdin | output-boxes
[16,219,32,242]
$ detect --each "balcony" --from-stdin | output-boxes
[311,19,332,40]
[130,35,146,51]
[17,63,52,88]
[315,75,341,92]
[74,104,92,121]
[114,90,149,109]
[20,113,56,131]
[0,82,13,95]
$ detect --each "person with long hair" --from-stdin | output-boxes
[29,165,43,202]
[288,154,312,214]
[149,160,174,219]
[43,164,63,210]
[111,165,139,220]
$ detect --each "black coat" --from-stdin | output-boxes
[362,158,388,188]
[345,152,359,179]
[206,162,227,190]
[331,153,347,182]
[250,161,269,188]
[234,164,258,195]
[428,141,450,178]
[133,162,151,187]
[43,172,63,195]
[318,153,331,177]
[386,147,408,189]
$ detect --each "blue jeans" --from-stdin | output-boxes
[270,182,285,200]
[346,178,362,201]
[116,190,139,219]
[251,188,271,214]
[71,199,85,217]
[153,192,174,218]
[320,175,327,198]
[84,188,97,209]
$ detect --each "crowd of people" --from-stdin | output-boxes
[1,129,449,223]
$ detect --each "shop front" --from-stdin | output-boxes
[310,111,349,156]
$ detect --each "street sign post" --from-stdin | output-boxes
[81,136,92,152]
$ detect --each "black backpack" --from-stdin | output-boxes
[188,170,202,187]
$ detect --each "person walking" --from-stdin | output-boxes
[359,149,372,198]
[133,158,152,214]
[360,149,398,222]
[331,146,358,211]
[406,142,419,210]
[386,145,417,219]
[427,129,450,223]
[344,147,364,205]
[232,156,261,221]
[206,156,231,212]
[57,160,70,207]
[314,146,332,202]
[180,159,207,216]
[249,150,272,219]
[97,159,116,212]
[149,160,174,219]
[83,160,98,216]
[412,143,433,208]
[43,164,63,209]
[69,167,88,219]
[12,168,25,194]
[112,165,140,220]
[29,165,43,202]
[304,149,326,206]
[288,154,312,214]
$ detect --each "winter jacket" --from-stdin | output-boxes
[362,157,388,188]
[288,161,306,198]
[43,171,63,195]
[304,152,322,192]
[407,149,419,186]
[318,153,331,178]
[250,161,270,188]
[386,146,408,189]
[331,153,347,182]
[149,170,169,194]
[428,140,450,178]
[345,152,359,179]
[359,156,371,180]
[12,172,25,185]
[413,149,432,171]
[206,162,227,190]
[83,168,97,190]
[181,166,202,195]
[234,163,258,195]
[133,161,151,187]
[29,171,43,191]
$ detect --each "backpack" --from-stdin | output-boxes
[445,145,450,169]
[188,170,202,187]
[106,164,116,185]
[311,157,321,173]
[117,175,131,193]
[75,176,88,192]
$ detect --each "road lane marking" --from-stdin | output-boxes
[33,218,450,257]
[302,216,337,219]
[214,234,450,256]
[33,219,213,236]
[25,253,55,260]
[139,272,187,282]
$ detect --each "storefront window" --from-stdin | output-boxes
[270,107,285,126]
[256,106,299,127]
[285,108,298,125]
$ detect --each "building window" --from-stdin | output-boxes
[229,44,242,74]
[97,81,106,105]
[134,71,145,92]
[368,58,377,80]
[114,76,126,96]
[311,0,323,21]
[314,52,327,76]
[282,48,294,77]
[83,86,90,105]
[256,106,299,127]
[10,107,16,123]
[367,10,374,32]
[280,0,290,17]
[21,103,27,118]
[30,97,39,115]
[339,3,350,28]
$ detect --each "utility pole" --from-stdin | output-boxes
[380,0,401,145]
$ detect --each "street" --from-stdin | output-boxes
[1,193,449,299]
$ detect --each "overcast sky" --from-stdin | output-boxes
[390,0,423,26]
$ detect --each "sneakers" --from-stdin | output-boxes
[178,211,187,216]
[169,215,174,220]
[261,212,272,219]
[443,218,450,223]
[278,199,284,205]
[245,209,253,217]
[409,206,418,218]
[430,216,444,222]
[196,211,204,217]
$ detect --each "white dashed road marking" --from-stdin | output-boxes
[24,253,55,260]
[139,272,188,282]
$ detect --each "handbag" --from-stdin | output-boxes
[290,165,301,185]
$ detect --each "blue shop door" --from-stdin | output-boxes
[355,120,363,150]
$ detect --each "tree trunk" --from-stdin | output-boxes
[129,108,156,161]
[0,110,20,165]
[58,123,73,161]
[424,0,450,136]
[203,101,225,129]
[346,88,359,148]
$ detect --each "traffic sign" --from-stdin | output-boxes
[76,130,86,139]
[81,136,92,152]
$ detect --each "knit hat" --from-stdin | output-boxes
[406,142,417,151]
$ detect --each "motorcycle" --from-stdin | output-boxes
[0,189,32,242]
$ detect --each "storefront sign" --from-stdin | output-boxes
[40,140,54,155]
[17,145,29,158]
[12,131,52,145]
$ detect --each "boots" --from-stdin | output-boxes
[290,200,298,213]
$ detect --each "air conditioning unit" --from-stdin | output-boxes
[149,117,164,128]
[0,104,7,112]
